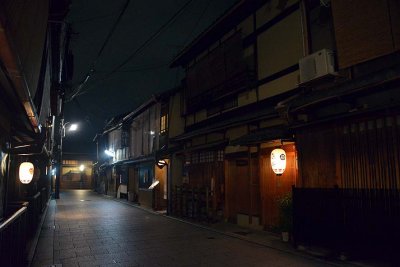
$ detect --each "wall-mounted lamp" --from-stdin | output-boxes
[19,162,34,184]
[157,159,167,169]
[104,149,115,157]
[271,148,286,176]
[79,164,85,172]
[148,180,160,189]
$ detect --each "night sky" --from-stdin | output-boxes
[63,0,238,154]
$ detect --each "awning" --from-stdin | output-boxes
[156,145,183,159]
[171,107,276,142]
[99,155,156,169]
[120,155,155,165]
[229,127,293,146]
[184,139,228,153]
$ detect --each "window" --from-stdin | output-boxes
[160,115,168,134]
[217,150,224,161]
[121,130,129,147]
[188,150,221,165]
[160,104,169,134]
[207,97,238,117]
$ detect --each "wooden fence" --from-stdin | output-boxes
[0,187,50,266]
[171,186,213,221]
[293,187,400,261]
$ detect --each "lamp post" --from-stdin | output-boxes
[55,120,78,199]
[79,164,85,189]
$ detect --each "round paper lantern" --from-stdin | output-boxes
[19,162,34,184]
[271,148,286,175]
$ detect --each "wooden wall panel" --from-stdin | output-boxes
[332,0,395,68]
[154,163,167,209]
[338,116,400,190]
[257,10,302,78]
[297,114,400,191]
[259,144,297,229]
[225,157,260,221]
[297,127,337,188]
[128,167,138,199]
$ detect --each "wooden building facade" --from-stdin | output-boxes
[93,0,400,260]
[94,88,184,212]
[0,0,72,265]
[170,0,304,229]
[170,0,400,245]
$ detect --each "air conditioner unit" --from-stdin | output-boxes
[299,49,335,84]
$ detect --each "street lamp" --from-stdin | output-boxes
[55,120,79,199]
[62,122,78,137]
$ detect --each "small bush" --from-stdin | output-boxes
[278,192,292,232]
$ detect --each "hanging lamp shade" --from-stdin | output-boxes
[271,148,286,175]
[19,162,34,184]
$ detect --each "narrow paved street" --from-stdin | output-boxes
[32,190,337,267]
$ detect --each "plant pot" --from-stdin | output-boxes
[281,231,289,242]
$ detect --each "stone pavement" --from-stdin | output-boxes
[31,190,353,267]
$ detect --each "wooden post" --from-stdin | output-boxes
[248,146,252,224]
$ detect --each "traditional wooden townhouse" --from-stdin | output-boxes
[171,0,400,261]
[281,0,400,261]
[98,113,130,198]
[170,0,304,229]
[0,0,72,265]
[94,88,183,212]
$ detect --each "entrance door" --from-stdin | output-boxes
[155,161,168,210]
[128,167,138,202]
[260,144,297,229]
[225,157,260,222]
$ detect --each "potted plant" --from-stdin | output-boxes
[278,192,292,242]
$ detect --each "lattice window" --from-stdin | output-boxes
[217,150,224,161]
[191,153,199,164]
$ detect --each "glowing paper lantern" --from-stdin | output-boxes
[271,149,286,175]
[19,162,34,184]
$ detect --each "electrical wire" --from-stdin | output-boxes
[182,0,213,47]
[68,0,131,101]
[71,14,115,24]
[68,0,196,100]
[95,62,169,73]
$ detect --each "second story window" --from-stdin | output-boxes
[121,129,129,147]
[160,104,168,134]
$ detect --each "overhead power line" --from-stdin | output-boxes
[68,0,131,101]
[183,0,212,47]
[68,0,196,100]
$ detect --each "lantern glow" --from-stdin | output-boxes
[271,148,286,175]
[19,162,34,184]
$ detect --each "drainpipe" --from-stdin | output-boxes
[0,19,41,134]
